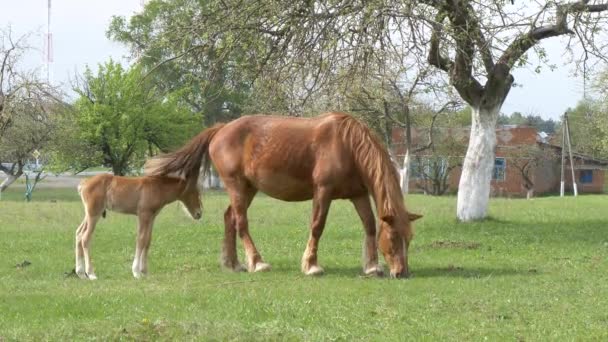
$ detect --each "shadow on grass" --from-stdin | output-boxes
[266,264,535,280]
[411,265,534,279]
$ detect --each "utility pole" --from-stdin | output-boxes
[560,114,566,197]
[560,112,578,197]
[44,0,53,82]
[565,113,578,196]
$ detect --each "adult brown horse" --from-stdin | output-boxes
[145,112,421,278]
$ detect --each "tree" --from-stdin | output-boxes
[498,112,557,133]
[107,0,251,125]
[0,28,63,195]
[51,60,201,175]
[505,145,557,199]
[109,1,608,220]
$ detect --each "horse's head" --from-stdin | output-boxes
[378,212,422,278]
[179,178,202,220]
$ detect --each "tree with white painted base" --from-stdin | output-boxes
[423,1,608,220]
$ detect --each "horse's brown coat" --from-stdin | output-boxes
[146,112,421,277]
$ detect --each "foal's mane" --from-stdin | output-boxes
[335,113,406,221]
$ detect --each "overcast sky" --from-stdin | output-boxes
[0,0,591,120]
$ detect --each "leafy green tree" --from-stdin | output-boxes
[51,60,201,175]
[107,0,250,125]
[564,99,608,160]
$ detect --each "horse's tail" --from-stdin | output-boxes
[144,123,226,180]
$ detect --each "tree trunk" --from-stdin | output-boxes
[526,188,534,200]
[456,106,500,221]
[399,149,410,194]
[0,163,24,197]
[0,172,21,192]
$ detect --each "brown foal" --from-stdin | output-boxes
[75,173,202,280]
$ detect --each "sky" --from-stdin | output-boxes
[0,0,592,120]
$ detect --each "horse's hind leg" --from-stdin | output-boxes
[226,183,269,272]
[81,214,101,280]
[351,195,382,276]
[301,186,331,276]
[75,219,87,279]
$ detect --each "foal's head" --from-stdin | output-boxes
[179,178,202,220]
[377,212,422,278]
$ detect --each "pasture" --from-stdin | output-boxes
[1,188,607,340]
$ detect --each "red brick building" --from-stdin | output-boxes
[391,126,608,197]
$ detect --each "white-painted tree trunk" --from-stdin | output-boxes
[0,173,20,194]
[526,188,534,200]
[456,106,499,221]
[399,150,410,194]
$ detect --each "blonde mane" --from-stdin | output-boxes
[336,114,406,221]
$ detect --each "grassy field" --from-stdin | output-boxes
[1,188,607,340]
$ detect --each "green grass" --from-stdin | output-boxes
[1,189,607,340]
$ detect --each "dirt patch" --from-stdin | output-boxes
[427,240,481,250]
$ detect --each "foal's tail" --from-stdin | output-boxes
[144,123,226,180]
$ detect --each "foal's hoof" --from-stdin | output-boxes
[132,271,145,279]
[86,273,98,280]
[363,265,384,277]
[305,265,325,276]
[76,271,88,280]
[253,262,272,272]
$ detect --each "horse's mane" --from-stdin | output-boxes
[335,113,406,221]
[144,123,226,183]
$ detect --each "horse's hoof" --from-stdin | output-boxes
[363,265,384,277]
[389,271,410,279]
[132,271,144,279]
[86,273,98,280]
[234,264,247,272]
[254,262,271,272]
[305,265,324,276]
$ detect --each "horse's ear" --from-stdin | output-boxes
[408,213,423,222]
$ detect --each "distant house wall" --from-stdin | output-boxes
[392,125,606,197]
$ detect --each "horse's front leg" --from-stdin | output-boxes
[301,186,331,276]
[227,184,270,272]
[351,195,382,276]
[132,212,155,278]
[221,205,246,272]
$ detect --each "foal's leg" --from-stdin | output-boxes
[132,212,155,278]
[351,195,382,276]
[301,186,331,276]
[81,214,101,280]
[74,219,87,279]
[226,183,269,272]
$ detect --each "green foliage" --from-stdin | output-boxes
[107,0,250,124]
[1,192,608,340]
[564,99,608,159]
[50,60,201,175]
[497,112,556,133]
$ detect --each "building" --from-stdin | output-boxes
[391,125,608,197]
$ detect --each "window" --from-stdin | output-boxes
[493,158,506,181]
[579,170,593,184]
